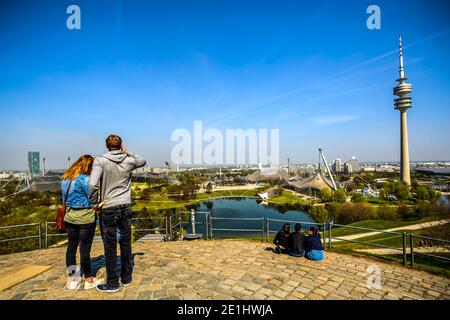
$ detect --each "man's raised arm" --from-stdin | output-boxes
[128,152,146,169]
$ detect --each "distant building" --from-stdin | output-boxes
[344,162,353,174]
[348,156,360,172]
[28,151,40,175]
[333,159,342,173]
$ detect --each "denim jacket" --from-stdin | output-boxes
[61,174,92,208]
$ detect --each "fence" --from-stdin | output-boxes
[0,222,42,253]
[328,222,408,265]
[1,214,449,273]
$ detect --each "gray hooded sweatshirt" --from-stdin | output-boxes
[88,150,146,209]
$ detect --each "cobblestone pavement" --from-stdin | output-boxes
[0,239,449,300]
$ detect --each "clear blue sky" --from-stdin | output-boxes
[1,0,450,170]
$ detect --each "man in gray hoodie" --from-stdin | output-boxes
[89,134,146,292]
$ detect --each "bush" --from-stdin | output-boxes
[333,189,346,203]
[335,202,375,224]
[308,205,329,223]
[351,193,365,203]
[319,189,332,202]
[416,200,438,217]
[376,205,398,220]
[397,205,420,220]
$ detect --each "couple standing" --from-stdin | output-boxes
[61,134,146,292]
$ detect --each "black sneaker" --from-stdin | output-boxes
[121,280,132,287]
[96,284,119,293]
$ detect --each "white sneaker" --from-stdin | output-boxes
[66,276,82,290]
[84,277,104,290]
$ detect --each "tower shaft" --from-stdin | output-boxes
[400,110,411,185]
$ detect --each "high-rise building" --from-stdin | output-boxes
[333,159,342,173]
[344,162,353,174]
[28,151,40,175]
[393,36,412,186]
[349,156,360,173]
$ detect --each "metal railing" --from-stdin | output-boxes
[0,222,42,250]
[210,216,265,241]
[328,223,408,265]
[410,233,450,266]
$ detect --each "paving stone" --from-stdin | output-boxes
[0,240,448,300]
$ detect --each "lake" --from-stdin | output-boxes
[183,197,316,238]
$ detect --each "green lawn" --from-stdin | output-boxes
[331,223,450,278]
[331,216,447,237]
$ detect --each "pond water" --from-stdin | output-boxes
[182,197,316,238]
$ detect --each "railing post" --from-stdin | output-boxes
[165,216,169,242]
[402,232,407,266]
[266,219,270,242]
[209,215,213,239]
[190,209,196,235]
[322,222,326,249]
[45,222,48,249]
[328,222,332,251]
[38,223,42,250]
[410,233,414,267]
[169,216,172,241]
[261,218,265,242]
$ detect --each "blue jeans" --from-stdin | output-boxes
[305,249,324,261]
[100,204,133,287]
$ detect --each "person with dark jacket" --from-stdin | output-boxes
[288,223,306,257]
[304,226,324,261]
[273,223,291,254]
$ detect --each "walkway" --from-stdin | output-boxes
[334,219,450,242]
[0,239,449,300]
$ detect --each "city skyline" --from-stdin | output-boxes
[1,1,450,170]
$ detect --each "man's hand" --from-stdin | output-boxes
[120,143,128,154]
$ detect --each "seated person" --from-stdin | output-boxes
[273,223,291,254]
[288,223,306,257]
[304,226,324,261]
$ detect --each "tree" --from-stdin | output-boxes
[351,193,365,203]
[205,182,213,193]
[308,205,329,223]
[415,186,430,200]
[319,188,332,202]
[333,189,346,203]
[392,181,410,201]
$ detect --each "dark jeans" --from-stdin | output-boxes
[100,204,133,287]
[65,222,96,278]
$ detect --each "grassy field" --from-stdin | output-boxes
[330,216,446,237]
[331,223,450,277]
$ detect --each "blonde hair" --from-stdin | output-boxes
[62,155,94,181]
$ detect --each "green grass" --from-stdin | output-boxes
[331,216,447,237]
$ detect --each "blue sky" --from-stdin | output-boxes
[1,0,450,170]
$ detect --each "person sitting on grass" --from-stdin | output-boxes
[304,226,324,261]
[288,223,306,257]
[273,223,291,254]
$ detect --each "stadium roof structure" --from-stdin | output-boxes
[245,169,289,183]
[284,170,334,192]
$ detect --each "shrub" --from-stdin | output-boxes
[376,205,398,220]
[319,189,332,202]
[333,189,346,203]
[308,205,329,223]
[351,193,365,203]
[335,202,374,224]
